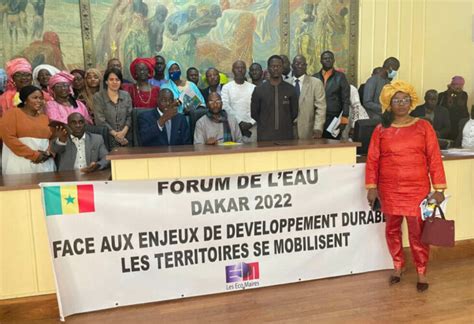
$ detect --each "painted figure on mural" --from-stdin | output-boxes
[292,0,350,74]
[7,0,28,42]
[20,31,66,70]
[148,4,168,54]
[31,0,46,40]
[96,0,151,80]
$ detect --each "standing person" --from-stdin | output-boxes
[313,51,350,139]
[280,54,292,83]
[363,57,400,120]
[194,92,242,145]
[438,76,469,140]
[366,81,447,292]
[1,85,55,174]
[93,68,133,148]
[249,62,264,87]
[221,60,257,143]
[161,60,205,114]
[0,58,32,117]
[32,64,60,102]
[45,71,93,125]
[123,57,160,109]
[149,55,167,87]
[71,69,87,104]
[83,68,102,116]
[291,55,326,139]
[411,90,451,139]
[251,55,298,141]
[200,67,223,103]
[186,67,200,86]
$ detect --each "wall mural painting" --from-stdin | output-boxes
[0,0,357,82]
[0,0,85,70]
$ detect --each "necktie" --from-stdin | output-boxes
[295,79,300,98]
[166,120,172,143]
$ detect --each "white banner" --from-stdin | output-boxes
[40,164,392,320]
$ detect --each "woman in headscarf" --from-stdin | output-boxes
[0,85,55,174]
[44,71,93,125]
[122,57,160,108]
[365,81,447,292]
[161,60,205,114]
[32,64,60,102]
[71,69,87,104]
[0,58,32,117]
[83,68,102,116]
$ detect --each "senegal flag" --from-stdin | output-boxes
[44,184,95,216]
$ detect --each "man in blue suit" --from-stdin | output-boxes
[138,88,191,146]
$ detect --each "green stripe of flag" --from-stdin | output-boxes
[44,186,63,216]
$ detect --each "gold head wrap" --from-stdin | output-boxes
[379,80,419,113]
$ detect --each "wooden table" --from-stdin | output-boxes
[107,139,361,180]
[0,169,111,300]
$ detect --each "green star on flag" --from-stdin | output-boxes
[65,195,76,204]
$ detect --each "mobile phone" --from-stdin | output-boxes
[372,198,381,211]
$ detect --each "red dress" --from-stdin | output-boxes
[123,84,160,109]
[365,118,447,217]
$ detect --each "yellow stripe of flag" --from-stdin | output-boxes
[60,185,79,215]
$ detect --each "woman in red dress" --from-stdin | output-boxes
[123,57,160,109]
[366,81,447,292]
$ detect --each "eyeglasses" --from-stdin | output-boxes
[208,100,222,104]
[54,83,70,89]
[391,98,411,105]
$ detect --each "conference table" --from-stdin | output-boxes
[1,140,472,301]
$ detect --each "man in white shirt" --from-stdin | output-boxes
[460,107,474,148]
[52,113,109,172]
[290,55,327,139]
[221,60,257,143]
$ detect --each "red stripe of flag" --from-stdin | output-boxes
[77,184,95,213]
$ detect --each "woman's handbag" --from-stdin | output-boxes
[421,205,455,247]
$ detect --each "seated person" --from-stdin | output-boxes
[410,89,450,139]
[457,106,474,148]
[194,92,242,145]
[51,112,109,172]
[137,88,191,146]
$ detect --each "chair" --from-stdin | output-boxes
[132,107,155,147]
[84,124,111,151]
[353,119,380,155]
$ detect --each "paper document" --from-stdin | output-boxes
[326,112,343,138]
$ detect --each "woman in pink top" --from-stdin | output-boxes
[45,71,93,125]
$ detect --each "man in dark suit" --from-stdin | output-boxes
[138,88,191,146]
[411,90,451,139]
[52,113,109,172]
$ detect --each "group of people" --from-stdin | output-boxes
[360,58,471,148]
[0,50,469,293]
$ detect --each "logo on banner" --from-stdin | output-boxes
[43,184,95,216]
[225,262,260,290]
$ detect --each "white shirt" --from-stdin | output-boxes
[221,80,256,124]
[71,134,87,170]
[461,119,474,148]
[292,74,306,88]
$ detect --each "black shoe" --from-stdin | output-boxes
[417,282,429,292]
[389,275,401,285]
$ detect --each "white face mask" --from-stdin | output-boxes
[388,70,397,79]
